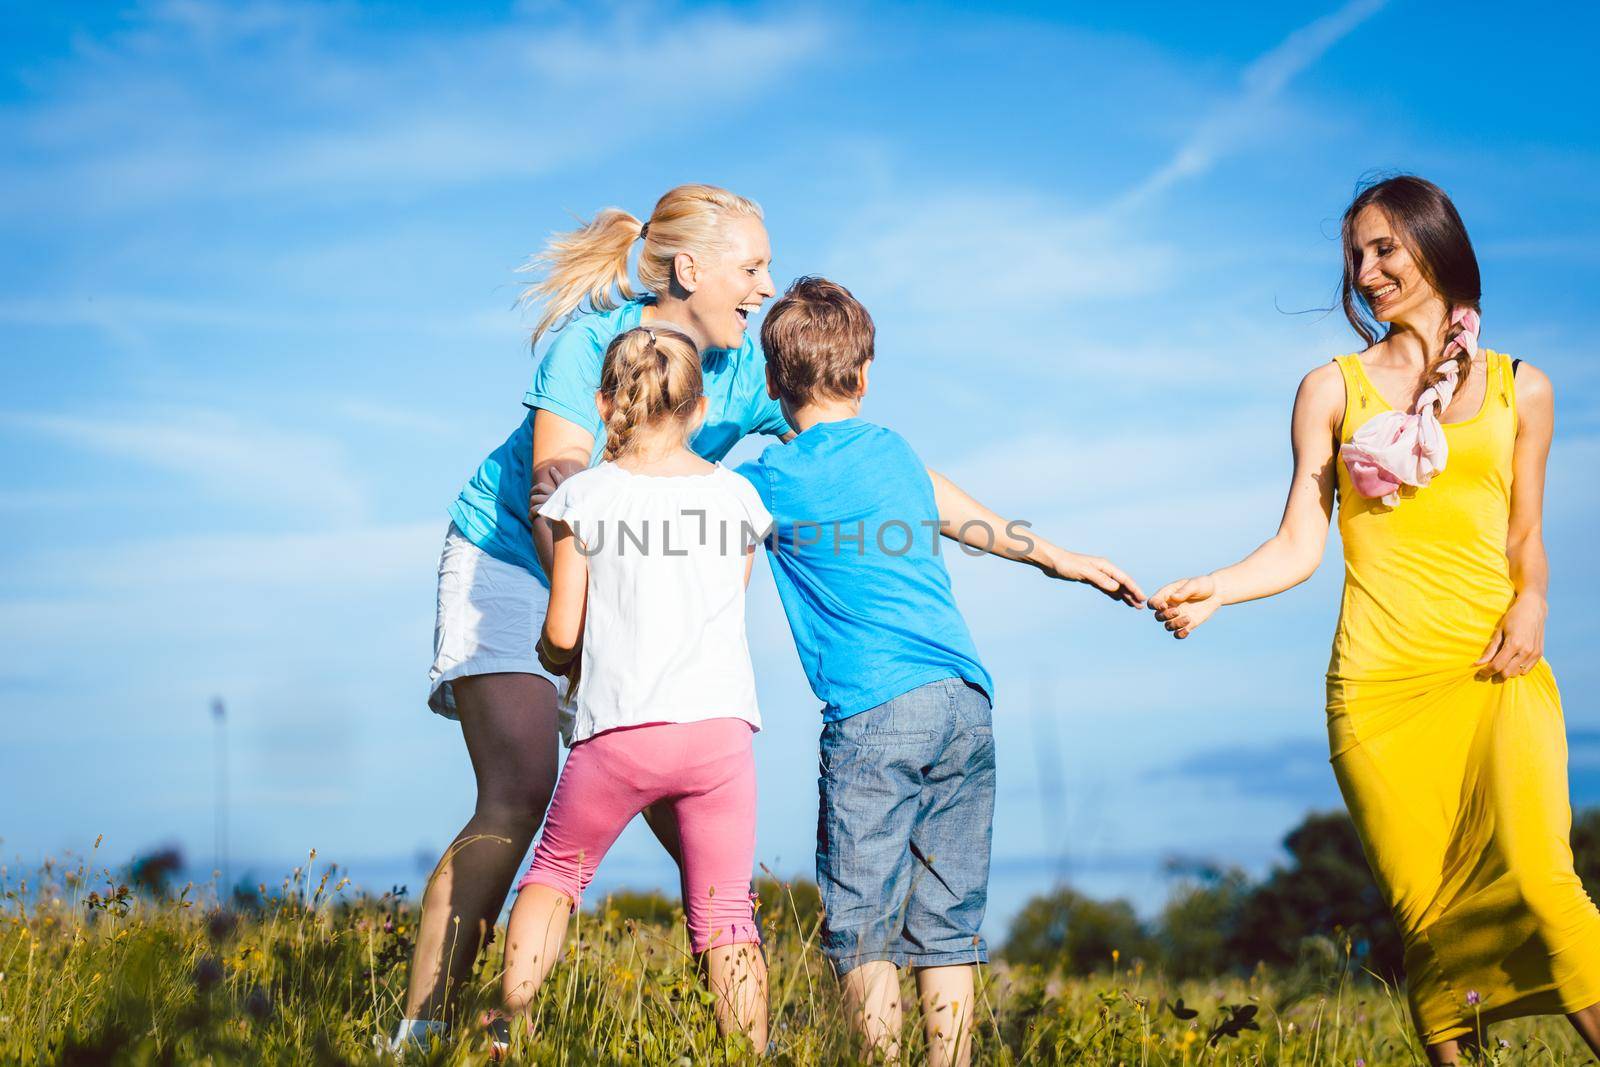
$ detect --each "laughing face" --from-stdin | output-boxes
[1352,204,1438,326]
[679,214,775,352]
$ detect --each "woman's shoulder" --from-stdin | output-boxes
[544,300,644,358]
[1293,359,1350,432]
[1497,352,1553,406]
[1302,358,1352,393]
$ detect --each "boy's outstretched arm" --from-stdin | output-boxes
[928,469,1146,608]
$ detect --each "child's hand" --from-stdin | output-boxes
[529,465,574,526]
[537,634,577,677]
[1149,576,1222,639]
[1047,550,1146,608]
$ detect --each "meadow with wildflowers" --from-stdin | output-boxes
[4,841,1600,1065]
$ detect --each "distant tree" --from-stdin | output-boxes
[595,889,678,926]
[1001,886,1154,973]
[755,877,822,936]
[1155,860,1254,979]
[1570,808,1600,900]
[128,846,185,899]
[1227,811,1402,978]
[999,807,1600,984]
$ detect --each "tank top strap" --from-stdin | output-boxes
[1332,354,1371,441]
[1479,348,1509,414]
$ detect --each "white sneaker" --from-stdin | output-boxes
[388,1018,449,1051]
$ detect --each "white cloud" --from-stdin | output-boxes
[0,291,517,356]
[940,417,1285,507]
[1113,0,1390,212]
[835,189,1177,311]
[0,519,443,732]
[3,407,371,522]
[9,519,440,594]
[826,1,1391,342]
[335,400,457,438]
[0,1,832,215]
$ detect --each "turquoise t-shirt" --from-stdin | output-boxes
[736,418,993,721]
[448,300,791,586]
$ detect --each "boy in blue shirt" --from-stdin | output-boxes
[737,277,1145,1066]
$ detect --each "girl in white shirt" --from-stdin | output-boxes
[501,325,772,1051]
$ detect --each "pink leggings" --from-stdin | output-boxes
[517,717,760,954]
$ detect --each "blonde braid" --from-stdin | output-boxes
[598,327,704,461]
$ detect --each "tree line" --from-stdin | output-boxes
[119,807,1600,982]
[1002,808,1600,979]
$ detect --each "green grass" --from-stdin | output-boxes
[3,852,1596,1065]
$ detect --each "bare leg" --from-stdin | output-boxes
[1568,1001,1600,1057]
[702,942,769,1051]
[843,961,903,1062]
[915,964,976,1067]
[402,674,560,1023]
[501,884,574,1022]
[1425,1035,1485,1064]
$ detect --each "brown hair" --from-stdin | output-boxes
[1340,175,1482,397]
[760,276,875,408]
[598,326,704,461]
[518,184,763,348]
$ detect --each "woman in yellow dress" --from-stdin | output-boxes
[1150,174,1600,1063]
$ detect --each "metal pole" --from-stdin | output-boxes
[212,697,228,901]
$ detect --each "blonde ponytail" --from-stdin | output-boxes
[519,184,763,348]
[520,208,643,347]
[599,327,703,461]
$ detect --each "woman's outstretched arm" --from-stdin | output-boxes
[1150,362,1345,638]
[1476,363,1554,680]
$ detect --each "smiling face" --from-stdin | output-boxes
[677,214,775,351]
[1351,204,1442,328]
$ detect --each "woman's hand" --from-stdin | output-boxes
[1149,576,1223,639]
[1476,593,1546,681]
[1046,549,1146,608]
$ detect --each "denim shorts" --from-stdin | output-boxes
[816,676,996,974]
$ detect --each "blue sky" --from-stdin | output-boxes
[3,0,1598,929]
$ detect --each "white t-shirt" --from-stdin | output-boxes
[538,461,774,745]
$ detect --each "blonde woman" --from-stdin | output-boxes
[399,184,786,1043]
[1151,175,1600,1063]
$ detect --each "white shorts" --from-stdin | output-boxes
[427,522,561,719]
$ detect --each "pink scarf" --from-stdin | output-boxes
[1341,307,1481,507]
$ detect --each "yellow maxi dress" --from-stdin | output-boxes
[1328,348,1600,1044]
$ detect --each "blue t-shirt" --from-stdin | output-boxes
[737,418,993,721]
[449,300,791,584]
